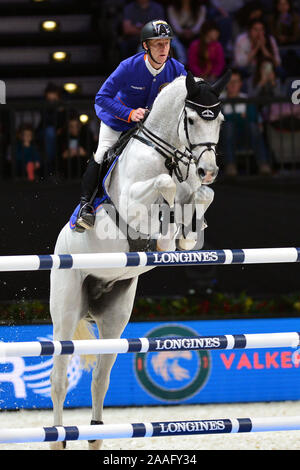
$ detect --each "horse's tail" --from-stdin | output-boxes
[73,318,97,371]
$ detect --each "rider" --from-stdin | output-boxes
[75,19,187,232]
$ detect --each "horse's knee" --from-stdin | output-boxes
[154,174,176,207]
[195,186,214,204]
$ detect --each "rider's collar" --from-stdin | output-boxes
[144,54,166,76]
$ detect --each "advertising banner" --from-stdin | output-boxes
[1,317,300,409]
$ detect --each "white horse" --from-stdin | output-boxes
[49,70,231,450]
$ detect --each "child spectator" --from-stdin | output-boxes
[187,21,225,81]
[58,116,92,179]
[16,124,40,181]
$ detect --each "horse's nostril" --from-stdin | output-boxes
[198,168,205,178]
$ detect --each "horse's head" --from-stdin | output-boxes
[178,70,232,184]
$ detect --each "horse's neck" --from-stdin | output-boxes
[143,80,185,148]
[102,79,187,211]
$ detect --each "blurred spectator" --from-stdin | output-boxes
[121,0,165,58]
[247,58,282,98]
[58,116,92,179]
[234,19,281,77]
[207,0,244,52]
[269,0,300,46]
[269,0,300,77]
[167,0,207,46]
[169,35,188,65]
[16,124,40,181]
[187,21,225,80]
[236,1,266,32]
[36,83,66,175]
[220,69,272,177]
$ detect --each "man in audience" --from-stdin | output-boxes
[121,0,166,58]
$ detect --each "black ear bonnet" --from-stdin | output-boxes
[185,69,232,121]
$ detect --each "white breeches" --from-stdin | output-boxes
[93,122,122,164]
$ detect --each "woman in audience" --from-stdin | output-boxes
[269,0,300,45]
[167,0,207,46]
[187,20,225,81]
[247,58,282,97]
[234,18,281,76]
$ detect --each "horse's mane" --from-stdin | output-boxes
[151,74,205,111]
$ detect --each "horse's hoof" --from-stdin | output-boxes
[88,420,103,450]
[50,441,67,450]
[88,439,103,450]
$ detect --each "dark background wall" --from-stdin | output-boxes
[0,178,299,302]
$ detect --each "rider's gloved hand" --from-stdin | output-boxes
[131,108,147,122]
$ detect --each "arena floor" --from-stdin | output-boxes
[1,401,300,450]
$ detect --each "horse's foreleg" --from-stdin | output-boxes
[154,174,178,251]
[88,277,138,450]
[178,185,215,251]
[127,173,178,251]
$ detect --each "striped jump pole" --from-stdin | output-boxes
[1,332,300,358]
[0,247,299,272]
[1,416,300,444]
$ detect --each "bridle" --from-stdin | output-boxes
[132,97,220,183]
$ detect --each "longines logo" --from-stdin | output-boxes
[152,251,218,264]
[154,336,221,350]
[158,420,226,433]
[134,324,211,402]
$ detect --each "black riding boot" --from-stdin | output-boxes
[75,158,101,232]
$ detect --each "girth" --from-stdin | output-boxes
[102,199,157,252]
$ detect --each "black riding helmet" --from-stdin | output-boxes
[141,19,173,45]
[141,20,173,65]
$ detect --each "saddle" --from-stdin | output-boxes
[99,110,151,191]
[97,126,139,199]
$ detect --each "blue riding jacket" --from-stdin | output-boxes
[94,52,186,132]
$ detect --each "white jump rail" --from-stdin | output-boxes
[1,416,300,443]
[0,332,300,358]
[0,247,299,271]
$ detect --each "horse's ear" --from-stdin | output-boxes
[186,71,198,98]
[211,69,232,96]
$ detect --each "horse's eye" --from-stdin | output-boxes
[188,118,194,125]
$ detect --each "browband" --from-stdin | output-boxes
[185,99,221,121]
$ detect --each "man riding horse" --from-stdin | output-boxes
[75,19,186,232]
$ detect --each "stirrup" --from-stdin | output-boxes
[76,203,95,230]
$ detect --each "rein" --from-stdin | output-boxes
[133,122,195,183]
[132,100,218,183]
